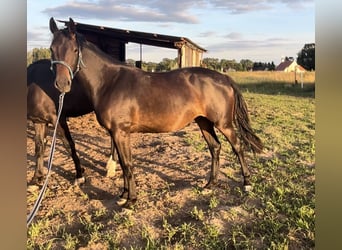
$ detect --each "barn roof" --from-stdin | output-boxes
[58,20,207,52]
[275,60,293,71]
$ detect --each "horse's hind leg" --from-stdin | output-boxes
[195,117,221,188]
[58,118,85,185]
[31,123,47,184]
[217,125,252,191]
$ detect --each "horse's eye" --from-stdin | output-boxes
[74,48,78,53]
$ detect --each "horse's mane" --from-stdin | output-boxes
[75,31,128,67]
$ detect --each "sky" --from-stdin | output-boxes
[27,0,315,65]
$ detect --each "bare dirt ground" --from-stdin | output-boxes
[27,112,256,249]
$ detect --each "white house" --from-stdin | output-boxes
[275,57,306,72]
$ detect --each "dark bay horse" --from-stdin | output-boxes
[49,18,263,206]
[27,59,117,185]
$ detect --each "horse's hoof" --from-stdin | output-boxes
[74,177,86,186]
[123,199,137,209]
[116,197,137,208]
[117,198,127,206]
[243,185,253,192]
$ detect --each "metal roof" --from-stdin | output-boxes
[58,20,207,52]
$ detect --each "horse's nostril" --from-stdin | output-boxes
[54,80,65,92]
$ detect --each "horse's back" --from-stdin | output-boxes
[143,67,235,103]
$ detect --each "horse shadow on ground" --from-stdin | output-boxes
[76,154,244,215]
[27,124,112,180]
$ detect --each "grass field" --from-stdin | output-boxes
[230,71,315,98]
[227,71,315,249]
[27,71,315,249]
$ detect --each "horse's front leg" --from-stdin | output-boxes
[112,129,137,207]
[58,119,85,185]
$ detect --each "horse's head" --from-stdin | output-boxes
[49,17,82,93]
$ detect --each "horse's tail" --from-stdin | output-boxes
[231,82,263,154]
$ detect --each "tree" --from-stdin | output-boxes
[126,59,136,67]
[144,61,158,72]
[240,59,254,71]
[202,58,220,70]
[156,58,177,71]
[220,59,241,71]
[27,48,51,65]
[252,62,264,71]
[297,43,315,71]
[219,59,231,71]
[252,61,275,71]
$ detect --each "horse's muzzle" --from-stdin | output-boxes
[54,78,71,93]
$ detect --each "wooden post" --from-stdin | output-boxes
[301,72,304,89]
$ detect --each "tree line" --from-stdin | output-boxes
[201,58,276,72]
[27,43,315,71]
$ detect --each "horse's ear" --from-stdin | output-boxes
[68,18,76,36]
[49,17,58,34]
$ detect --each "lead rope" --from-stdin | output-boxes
[27,92,65,227]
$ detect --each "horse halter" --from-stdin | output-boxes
[50,45,85,80]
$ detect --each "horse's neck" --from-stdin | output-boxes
[78,46,120,104]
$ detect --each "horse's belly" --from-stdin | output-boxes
[130,109,198,133]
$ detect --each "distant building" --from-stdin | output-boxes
[275,57,306,72]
